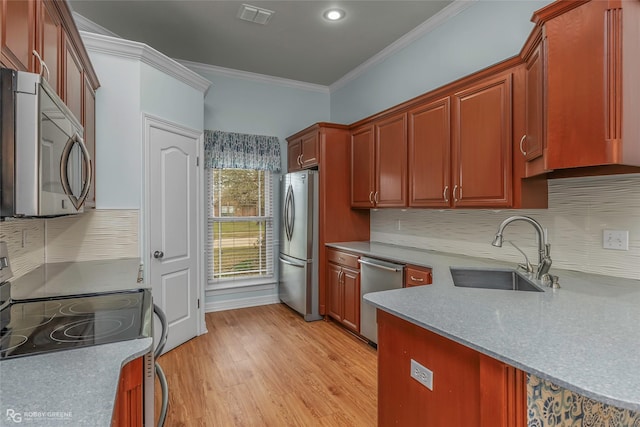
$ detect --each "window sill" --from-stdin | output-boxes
[207,276,276,292]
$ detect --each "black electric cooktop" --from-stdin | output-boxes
[0,289,152,360]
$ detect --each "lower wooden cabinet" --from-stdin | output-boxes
[404,265,432,287]
[378,310,526,427]
[326,249,360,332]
[112,357,143,427]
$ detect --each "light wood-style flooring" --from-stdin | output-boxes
[155,303,377,426]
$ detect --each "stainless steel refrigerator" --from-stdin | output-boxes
[279,170,322,321]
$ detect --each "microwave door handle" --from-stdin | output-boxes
[59,133,92,211]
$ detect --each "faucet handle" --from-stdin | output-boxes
[508,241,534,274]
[541,274,560,289]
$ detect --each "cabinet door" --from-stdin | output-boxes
[1,0,35,71]
[408,98,451,208]
[350,125,375,208]
[299,131,319,169]
[287,141,302,172]
[112,357,143,427]
[37,0,60,94]
[522,40,544,164]
[342,267,360,332]
[326,262,343,322]
[63,34,82,121]
[375,113,407,207]
[452,73,512,208]
[83,75,96,208]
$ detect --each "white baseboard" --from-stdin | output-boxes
[205,294,280,312]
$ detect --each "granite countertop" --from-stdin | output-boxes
[328,241,640,412]
[0,258,152,426]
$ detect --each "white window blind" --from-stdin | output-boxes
[206,169,274,285]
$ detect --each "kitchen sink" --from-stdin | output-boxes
[449,267,544,292]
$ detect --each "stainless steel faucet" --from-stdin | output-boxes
[491,216,552,279]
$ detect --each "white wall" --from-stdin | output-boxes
[183,64,330,310]
[330,0,552,124]
[90,53,142,209]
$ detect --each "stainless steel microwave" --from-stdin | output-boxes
[0,68,92,217]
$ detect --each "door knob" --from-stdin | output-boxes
[154,251,164,259]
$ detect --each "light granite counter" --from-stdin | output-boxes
[329,241,640,412]
[0,258,151,426]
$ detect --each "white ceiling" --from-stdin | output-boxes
[69,1,454,86]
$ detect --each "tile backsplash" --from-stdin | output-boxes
[0,210,139,279]
[371,174,640,280]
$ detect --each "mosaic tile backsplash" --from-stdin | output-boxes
[528,374,640,427]
[371,174,640,280]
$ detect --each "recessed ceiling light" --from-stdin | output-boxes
[323,8,345,21]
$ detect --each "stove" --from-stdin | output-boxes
[0,289,152,360]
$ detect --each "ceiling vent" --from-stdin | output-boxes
[237,4,274,25]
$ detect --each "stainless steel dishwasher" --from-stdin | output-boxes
[358,257,404,344]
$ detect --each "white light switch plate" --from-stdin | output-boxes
[603,230,629,250]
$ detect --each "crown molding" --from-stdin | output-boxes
[80,32,212,95]
[73,12,121,38]
[177,60,329,94]
[329,0,477,92]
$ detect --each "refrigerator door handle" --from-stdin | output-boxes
[279,256,305,268]
[285,184,295,241]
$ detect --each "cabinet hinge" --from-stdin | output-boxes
[196,156,200,167]
[197,298,200,309]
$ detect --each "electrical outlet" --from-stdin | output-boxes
[603,230,629,250]
[410,359,433,390]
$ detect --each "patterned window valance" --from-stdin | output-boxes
[204,130,281,172]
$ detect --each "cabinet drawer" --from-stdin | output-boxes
[327,249,360,269]
[405,266,432,287]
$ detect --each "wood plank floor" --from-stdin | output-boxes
[155,303,377,426]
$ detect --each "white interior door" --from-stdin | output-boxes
[146,116,201,353]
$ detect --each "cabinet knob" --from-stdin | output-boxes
[153,251,164,259]
[519,135,527,156]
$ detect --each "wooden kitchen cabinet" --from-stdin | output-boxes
[404,265,432,287]
[408,97,451,208]
[351,112,407,208]
[326,248,360,332]
[63,32,82,122]
[112,357,143,427]
[520,31,545,177]
[378,310,526,427]
[522,0,640,175]
[36,0,61,93]
[1,0,35,71]
[286,128,319,171]
[452,72,513,208]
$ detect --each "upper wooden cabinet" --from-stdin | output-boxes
[521,34,545,175]
[83,75,96,208]
[36,0,60,93]
[452,72,513,208]
[63,32,82,122]
[519,0,640,175]
[1,0,35,71]
[351,112,407,208]
[408,72,528,209]
[408,97,450,208]
[286,128,319,171]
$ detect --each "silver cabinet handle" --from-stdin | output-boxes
[298,154,303,166]
[453,185,459,202]
[369,191,374,205]
[153,251,164,259]
[443,186,449,203]
[374,191,379,204]
[339,270,344,284]
[519,135,527,156]
[410,276,424,282]
[32,50,50,82]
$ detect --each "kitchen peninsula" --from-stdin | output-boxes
[329,241,640,425]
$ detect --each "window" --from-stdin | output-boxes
[206,169,274,285]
